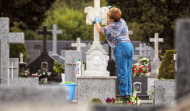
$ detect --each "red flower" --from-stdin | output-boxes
[146,71,148,73]
[128,102,132,105]
[140,71,143,73]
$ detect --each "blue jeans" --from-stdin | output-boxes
[114,42,134,96]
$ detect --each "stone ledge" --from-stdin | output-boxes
[78,76,117,79]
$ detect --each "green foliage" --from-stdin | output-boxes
[10,44,27,62]
[89,97,102,104]
[53,61,65,76]
[158,50,175,79]
[146,85,155,100]
[107,0,190,52]
[0,0,56,30]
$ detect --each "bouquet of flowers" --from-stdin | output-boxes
[106,97,115,104]
[37,69,51,78]
[139,57,149,65]
[132,64,150,77]
[53,61,65,76]
[129,89,141,105]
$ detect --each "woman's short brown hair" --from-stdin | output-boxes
[108,7,122,22]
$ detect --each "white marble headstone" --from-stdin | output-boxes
[83,0,110,77]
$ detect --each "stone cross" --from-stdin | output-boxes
[19,53,24,63]
[71,38,86,51]
[0,18,24,84]
[84,0,109,44]
[174,54,177,71]
[143,43,151,56]
[38,26,52,52]
[9,60,18,79]
[52,24,62,55]
[149,33,164,59]
[135,43,144,56]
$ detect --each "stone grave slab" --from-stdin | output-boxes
[154,80,176,105]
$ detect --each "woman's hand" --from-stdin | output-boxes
[95,17,103,34]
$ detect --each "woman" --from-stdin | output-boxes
[95,7,134,100]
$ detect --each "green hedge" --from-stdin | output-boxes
[10,44,27,62]
[158,50,175,79]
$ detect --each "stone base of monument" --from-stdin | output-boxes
[0,85,68,105]
[77,76,117,104]
[8,77,39,86]
[154,79,176,106]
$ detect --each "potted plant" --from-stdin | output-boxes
[53,61,65,82]
[37,69,51,84]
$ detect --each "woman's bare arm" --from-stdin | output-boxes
[96,23,103,34]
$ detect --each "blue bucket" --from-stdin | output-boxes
[60,82,76,101]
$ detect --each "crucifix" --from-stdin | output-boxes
[52,24,62,55]
[71,38,86,51]
[0,18,24,84]
[38,26,52,53]
[84,0,109,44]
[149,33,164,59]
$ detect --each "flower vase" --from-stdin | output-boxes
[61,73,65,82]
[41,78,48,84]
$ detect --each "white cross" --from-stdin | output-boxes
[149,33,164,59]
[0,18,24,84]
[52,24,62,55]
[71,38,86,51]
[174,54,177,71]
[84,0,109,44]
[135,43,144,56]
[9,62,17,79]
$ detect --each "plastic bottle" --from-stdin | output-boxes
[76,59,82,77]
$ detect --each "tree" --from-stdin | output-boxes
[107,0,190,52]
[0,0,56,30]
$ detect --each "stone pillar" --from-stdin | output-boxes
[176,19,190,100]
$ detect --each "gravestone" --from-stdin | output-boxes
[50,24,65,65]
[83,0,110,77]
[149,33,164,77]
[174,54,177,71]
[29,50,40,64]
[176,19,190,100]
[71,38,86,51]
[65,50,82,101]
[9,58,19,79]
[77,0,116,104]
[26,26,58,81]
[154,80,176,105]
[51,24,62,55]
[81,43,91,63]
[0,18,24,84]
[9,58,39,86]
[65,50,82,83]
